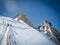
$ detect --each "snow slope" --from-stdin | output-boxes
[0,16,56,45]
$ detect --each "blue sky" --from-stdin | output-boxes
[0,0,60,32]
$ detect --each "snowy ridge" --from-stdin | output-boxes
[0,16,56,45]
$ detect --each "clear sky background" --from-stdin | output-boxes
[0,0,60,32]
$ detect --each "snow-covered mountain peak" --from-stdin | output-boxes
[0,16,56,45]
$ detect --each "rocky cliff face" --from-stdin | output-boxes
[38,20,60,45]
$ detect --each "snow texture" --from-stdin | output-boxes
[0,16,56,45]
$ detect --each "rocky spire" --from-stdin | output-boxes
[14,13,34,28]
[38,20,60,45]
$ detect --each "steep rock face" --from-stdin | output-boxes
[38,20,60,45]
[0,16,56,45]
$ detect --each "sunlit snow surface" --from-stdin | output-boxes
[0,16,56,45]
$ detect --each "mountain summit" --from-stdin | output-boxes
[0,15,56,45]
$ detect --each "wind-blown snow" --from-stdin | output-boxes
[0,16,56,45]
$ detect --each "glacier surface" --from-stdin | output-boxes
[0,16,56,45]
